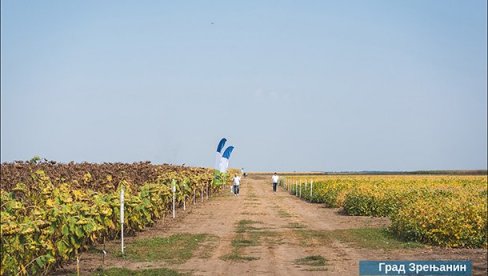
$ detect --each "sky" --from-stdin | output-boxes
[1,1,487,172]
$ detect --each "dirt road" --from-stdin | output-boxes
[60,174,487,275]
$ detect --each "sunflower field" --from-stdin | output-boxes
[0,161,228,275]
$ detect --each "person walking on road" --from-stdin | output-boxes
[233,174,241,196]
[272,172,279,192]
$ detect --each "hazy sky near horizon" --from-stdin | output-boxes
[1,1,487,171]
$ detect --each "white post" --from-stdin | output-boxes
[299,182,302,198]
[120,186,125,255]
[310,180,313,199]
[183,195,186,211]
[172,180,176,218]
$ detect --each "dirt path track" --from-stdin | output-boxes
[165,174,371,275]
[60,174,487,276]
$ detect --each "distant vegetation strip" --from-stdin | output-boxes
[326,170,488,175]
[254,170,487,176]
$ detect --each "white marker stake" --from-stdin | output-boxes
[305,182,312,199]
[120,186,125,255]
[183,195,186,211]
[172,180,176,218]
[310,180,313,199]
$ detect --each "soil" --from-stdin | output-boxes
[55,174,487,276]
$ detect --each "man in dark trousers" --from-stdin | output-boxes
[272,172,279,192]
[233,174,241,196]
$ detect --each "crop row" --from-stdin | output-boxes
[0,161,205,192]
[281,175,487,248]
[0,162,231,275]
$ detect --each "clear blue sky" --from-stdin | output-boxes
[1,1,487,172]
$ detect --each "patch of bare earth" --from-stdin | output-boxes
[55,175,487,276]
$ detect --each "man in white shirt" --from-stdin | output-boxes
[233,174,241,196]
[272,173,279,192]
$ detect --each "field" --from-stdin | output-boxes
[0,162,234,275]
[1,164,487,275]
[283,174,487,248]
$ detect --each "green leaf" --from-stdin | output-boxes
[84,222,95,233]
[56,240,68,255]
[62,224,69,236]
[46,253,56,264]
[75,226,84,238]
[35,256,46,268]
